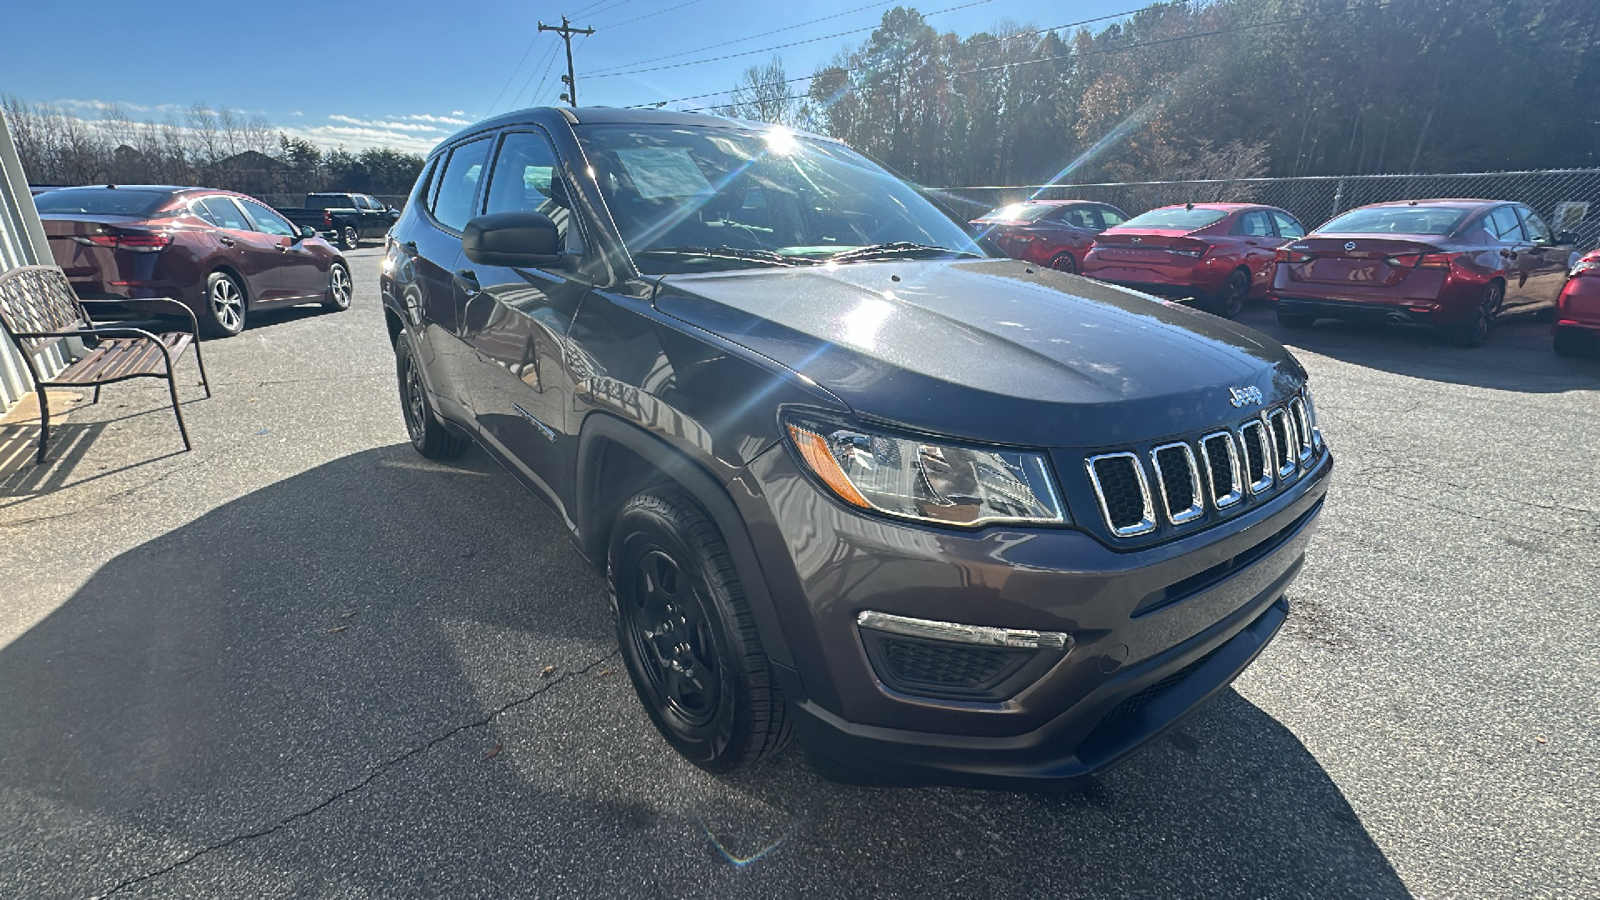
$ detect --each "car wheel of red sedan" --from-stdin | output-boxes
[322,262,352,312]
[1442,282,1501,348]
[1049,252,1077,274]
[204,272,248,338]
[1200,269,1250,319]
[341,226,359,250]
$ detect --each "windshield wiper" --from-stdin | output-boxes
[825,242,985,263]
[637,246,815,268]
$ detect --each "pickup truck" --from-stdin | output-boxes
[278,192,400,249]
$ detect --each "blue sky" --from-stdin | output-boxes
[0,0,1136,155]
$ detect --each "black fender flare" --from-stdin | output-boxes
[575,412,793,668]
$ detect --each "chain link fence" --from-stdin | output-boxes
[253,193,409,212]
[936,169,1600,249]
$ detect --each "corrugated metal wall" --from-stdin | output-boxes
[0,108,55,410]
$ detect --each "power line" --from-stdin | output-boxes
[592,0,993,80]
[588,0,897,75]
[596,0,705,31]
[487,33,550,115]
[581,0,636,19]
[668,1,1393,112]
[523,40,566,108]
[636,7,1147,108]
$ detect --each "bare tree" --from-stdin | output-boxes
[720,56,798,126]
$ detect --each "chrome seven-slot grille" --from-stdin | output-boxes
[1085,394,1319,537]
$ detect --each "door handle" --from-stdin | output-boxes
[454,269,480,293]
[400,240,418,254]
[218,236,235,247]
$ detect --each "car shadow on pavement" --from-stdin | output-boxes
[0,444,1409,898]
[1235,306,1600,393]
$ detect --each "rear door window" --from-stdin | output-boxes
[1235,211,1274,236]
[1097,207,1126,229]
[431,137,494,232]
[200,196,254,231]
[1487,207,1524,242]
[1053,206,1097,229]
[1271,212,1305,239]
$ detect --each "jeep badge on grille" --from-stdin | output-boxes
[1228,386,1264,408]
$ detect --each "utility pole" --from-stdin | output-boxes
[538,16,595,107]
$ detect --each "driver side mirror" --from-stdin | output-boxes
[296,225,316,241]
[1554,230,1579,246]
[463,211,565,268]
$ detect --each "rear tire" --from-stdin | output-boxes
[395,331,469,460]
[322,262,352,311]
[610,487,791,773]
[1199,269,1251,318]
[1049,252,1077,274]
[341,226,359,250]
[1441,282,1501,348]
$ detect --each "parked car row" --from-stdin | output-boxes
[33,185,353,337]
[975,197,1587,351]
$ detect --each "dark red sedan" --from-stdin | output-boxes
[1555,248,1600,357]
[1269,199,1578,347]
[36,185,351,337]
[1081,203,1305,317]
[969,200,1129,273]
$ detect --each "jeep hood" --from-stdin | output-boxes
[652,258,1305,448]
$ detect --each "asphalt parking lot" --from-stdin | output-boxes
[1,247,1596,899]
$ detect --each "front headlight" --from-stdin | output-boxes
[785,417,1066,527]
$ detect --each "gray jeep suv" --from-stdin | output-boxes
[379,107,1332,789]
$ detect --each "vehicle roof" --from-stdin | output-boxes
[1142,203,1273,213]
[1345,198,1502,209]
[432,106,835,156]
[39,184,232,195]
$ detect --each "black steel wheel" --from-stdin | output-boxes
[341,226,360,250]
[395,330,469,459]
[610,488,790,772]
[203,271,247,337]
[322,262,352,311]
[1049,252,1077,274]
[1200,268,1251,318]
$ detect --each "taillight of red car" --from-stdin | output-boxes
[1570,256,1600,278]
[1166,238,1213,258]
[1275,248,1312,263]
[1384,252,1460,269]
[73,232,173,253]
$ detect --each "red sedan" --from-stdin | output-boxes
[970,200,1129,274]
[1269,199,1577,347]
[1081,203,1305,317]
[36,185,351,337]
[1555,249,1600,357]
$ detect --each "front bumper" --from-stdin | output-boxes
[730,441,1331,788]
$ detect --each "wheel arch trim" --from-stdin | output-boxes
[576,412,794,667]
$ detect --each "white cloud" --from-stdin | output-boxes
[403,113,471,126]
[327,114,446,133]
[450,110,465,116]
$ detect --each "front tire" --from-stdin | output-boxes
[395,331,469,459]
[322,262,352,311]
[203,271,247,337]
[341,226,359,250]
[610,488,790,773]
[1199,269,1251,318]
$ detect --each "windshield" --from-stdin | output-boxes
[1317,206,1470,235]
[977,202,1056,223]
[33,188,170,216]
[1118,207,1230,230]
[574,123,986,274]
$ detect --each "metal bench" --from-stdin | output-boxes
[0,264,210,463]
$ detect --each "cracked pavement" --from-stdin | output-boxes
[2,248,1597,898]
